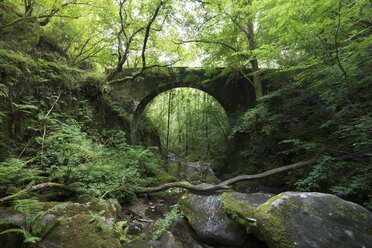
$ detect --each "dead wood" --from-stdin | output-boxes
[134,155,353,194]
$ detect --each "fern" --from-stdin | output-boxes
[31,202,68,238]
[0,158,44,195]
[89,210,106,230]
[0,228,41,243]
[0,199,67,244]
[152,205,183,240]
[113,221,130,243]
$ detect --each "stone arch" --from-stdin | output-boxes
[130,82,229,144]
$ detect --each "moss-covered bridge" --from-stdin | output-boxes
[108,67,287,143]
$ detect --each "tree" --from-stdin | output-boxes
[106,0,169,82]
[0,0,87,29]
[142,88,229,159]
[173,0,264,100]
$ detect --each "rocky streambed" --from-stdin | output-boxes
[1,158,371,248]
[121,158,372,248]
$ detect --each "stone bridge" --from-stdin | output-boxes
[108,67,286,143]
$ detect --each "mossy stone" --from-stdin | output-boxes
[39,200,121,248]
[178,188,247,246]
[221,192,273,233]
[254,192,372,248]
[40,214,120,248]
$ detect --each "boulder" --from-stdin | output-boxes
[38,199,121,248]
[0,208,25,248]
[254,192,372,248]
[160,231,179,248]
[0,199,121,248]
[178,190,245,246]
[178,189,273,246]
[167,218,205,248]
[221,192,274,233]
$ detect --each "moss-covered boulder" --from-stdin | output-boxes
[221,192,273,233]
[178,189,247,246]
[254,192,372,248]
[38,200,121,248]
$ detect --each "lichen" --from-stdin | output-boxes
[254,194,295,248]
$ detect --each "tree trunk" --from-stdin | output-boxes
[165,90,172,155]
[246,0,263,100]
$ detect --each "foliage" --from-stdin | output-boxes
[89,210,106,230]
[0,158,44,197]
[143,88,230,160]
[0,0,371,212]
[0,199,67,244]
[152,204,183,240]
[113,220,130,243]
[227,74,372,208]
[31,120,171,202]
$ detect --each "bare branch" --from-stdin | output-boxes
[108,1,165,82]
[135,155,353,194]
[174,39,238,52]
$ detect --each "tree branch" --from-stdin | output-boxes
[0,181,78,204]
[174,40,238,52]
[134,155,353,194]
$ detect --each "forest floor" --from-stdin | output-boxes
[120,158,242,247]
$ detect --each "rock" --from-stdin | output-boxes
[38,199,121,248]
[160,231,178,248]
[221,192,274,233]
[178,188,247,246]
[121,232,179,248]
[0,210,24,248]
[0,207,57,248]
[254,191,372,248]
[122,240,162,248]
[205,175,221,184]
[167,218,205,248]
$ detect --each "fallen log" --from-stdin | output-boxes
[135,181,231,194]
[0,182,78,204]
[134,155,353,194]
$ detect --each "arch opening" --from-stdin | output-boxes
[135,87,230,160]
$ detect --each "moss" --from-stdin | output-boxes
[254,194,295,248]
[39,200,121,247]
[334,203,368,222]
[178,193,210,226]
[206,175,221,184]
[42,214,120,248]
[221,193,256,233]
[180,181,192,186]
[44,199,116,219]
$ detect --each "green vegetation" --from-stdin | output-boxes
[142,88,229,160]
[0,0,371,245]
[221,193,256,233]
[0,199,67,244]
[152,204,183,240]
[113,220,131,243]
